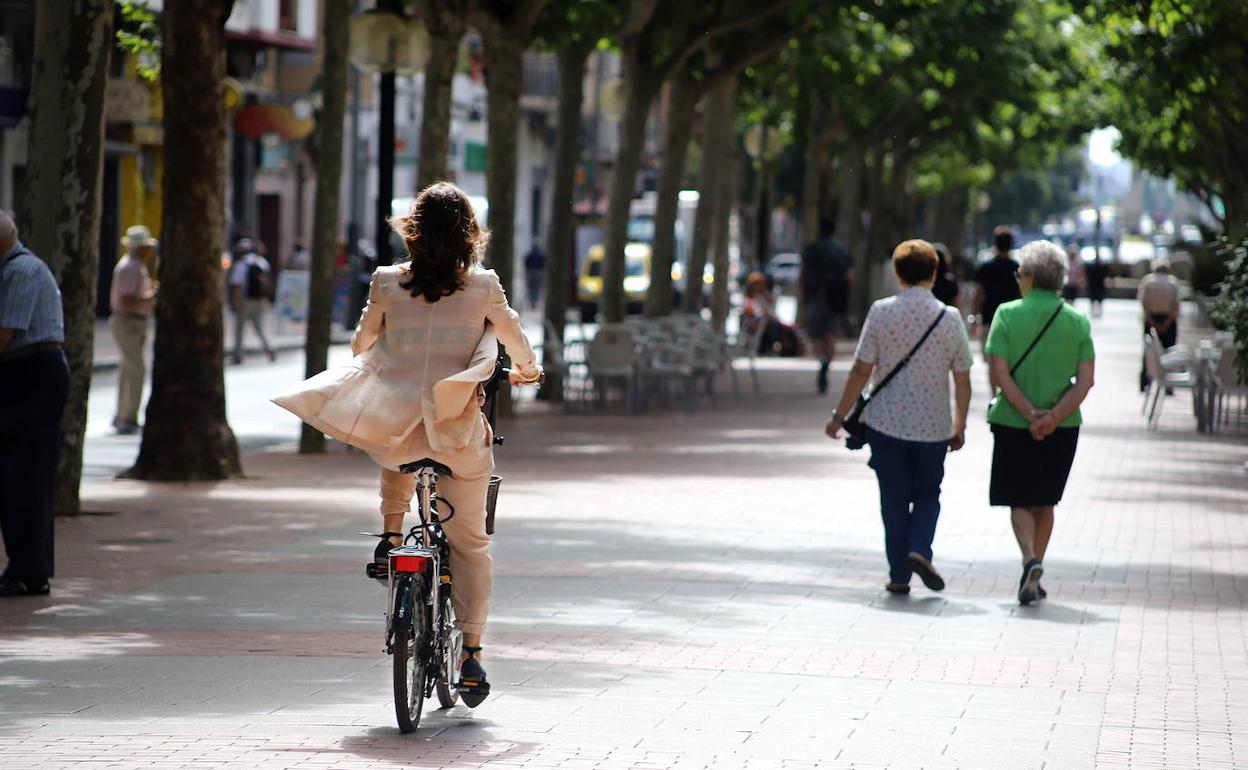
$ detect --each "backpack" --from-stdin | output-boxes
[801,239,850,312]
[245,259,273,300]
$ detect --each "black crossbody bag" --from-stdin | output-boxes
[842,309,947,450]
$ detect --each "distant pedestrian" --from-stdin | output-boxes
[1137,257,1180,392]
[972,226,1021,352]
[0,210,69,597]
[524,243,546,310]
[826,239,972,596]
[931,242,961,312]
[801,218,854,394]
[1084,252,1108,317]
[229,239,276,364]
[985,240,1095,605]
[286,240,311,271]
[1062,243,1084,304]
[109,225,159,434]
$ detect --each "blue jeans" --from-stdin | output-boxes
[866,426,949,583]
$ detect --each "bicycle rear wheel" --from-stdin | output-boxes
[392,577,428,733]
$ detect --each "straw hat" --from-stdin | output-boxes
[122,225,158,250]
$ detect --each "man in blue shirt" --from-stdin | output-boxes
[0,210,69,596]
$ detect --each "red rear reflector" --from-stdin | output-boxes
[393,555,428,573]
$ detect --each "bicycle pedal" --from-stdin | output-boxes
[458,679,490,707]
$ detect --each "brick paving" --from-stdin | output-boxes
[2,299,1246,769]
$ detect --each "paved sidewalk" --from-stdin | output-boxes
[3,299,1247,769]
[91,310,353,372]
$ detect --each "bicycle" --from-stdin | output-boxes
[363,361,528,733]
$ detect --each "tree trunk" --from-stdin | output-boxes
[128,0,240,481]
[710,147,739,332]
[645,77,696,318]
[538,42,589,402]
[21,0,111,515]
[681,74,735,314]
[601,53,652,323]
[300,0,350,454]
[799,89,826,247]
[480,32,524,298]
[416,9,465,190]
[833,143,863,259]
[853,147,888,321]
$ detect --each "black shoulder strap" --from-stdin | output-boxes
[870,308,947,398]
[0,245,25,273]
[1009,303,1063,377]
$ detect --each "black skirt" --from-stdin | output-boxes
[989,425,1080,507]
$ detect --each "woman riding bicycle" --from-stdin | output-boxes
[351,181,542,700]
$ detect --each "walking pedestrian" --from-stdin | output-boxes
[1062,243,1085,304]
[985,240,1095,605]
[972,226,1021,352]
[0,210,69,597]
[801,218,854,394]
[109,225,159,434]
[826,239,973,595]
[523,243,546,310]
[278,182,542,703]
[932,242,961,312]
[1084,251,1108,317]
[1137,257,1180,392]
[228,238,276,364]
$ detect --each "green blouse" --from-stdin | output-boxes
[985,289,1095,428]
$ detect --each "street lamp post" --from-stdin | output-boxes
[348,2,431,308]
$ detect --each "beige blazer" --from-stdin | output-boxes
[272,265,537,459]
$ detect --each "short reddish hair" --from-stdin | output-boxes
[891,239,939,285]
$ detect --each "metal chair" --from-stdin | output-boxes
[1143,330,1198,428]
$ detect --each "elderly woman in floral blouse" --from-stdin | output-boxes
[826,240,973,595]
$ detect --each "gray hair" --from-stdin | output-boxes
[1017,239,1067,291]
[0,210,17,245]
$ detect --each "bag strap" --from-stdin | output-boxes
[1008,303,1063,377]
[0,245,25,274]
[869,308,948,399]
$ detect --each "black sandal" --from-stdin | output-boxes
[364,532,404,582]
[458,645,491,707]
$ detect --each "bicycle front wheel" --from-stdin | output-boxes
[392,579,428,733]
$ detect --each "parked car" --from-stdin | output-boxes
[766,252,802,289]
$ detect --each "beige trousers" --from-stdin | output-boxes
[232,298,273,360]
[378,436,494,637]
[110,314,148,424]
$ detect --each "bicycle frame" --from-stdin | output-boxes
[385,470,444,628]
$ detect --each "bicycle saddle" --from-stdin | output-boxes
[398,458,454,477]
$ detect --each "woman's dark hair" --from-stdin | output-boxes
[892,239,939,286]
[392,182,487,302]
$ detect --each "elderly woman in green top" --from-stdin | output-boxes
[985,240,1095,605]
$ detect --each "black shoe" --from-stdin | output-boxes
[906,552,945,591]
[816,364,829,394]
[0,578,49,597]
[1018,559,1043,605]
[1037,584,1047,600]
[884,581,910,595]
[458,646,491,707]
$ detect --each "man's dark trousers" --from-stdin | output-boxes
[0,348,69,581]
[1140,315,1178,391]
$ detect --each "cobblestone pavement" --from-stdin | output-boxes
[2,299,1246,769]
